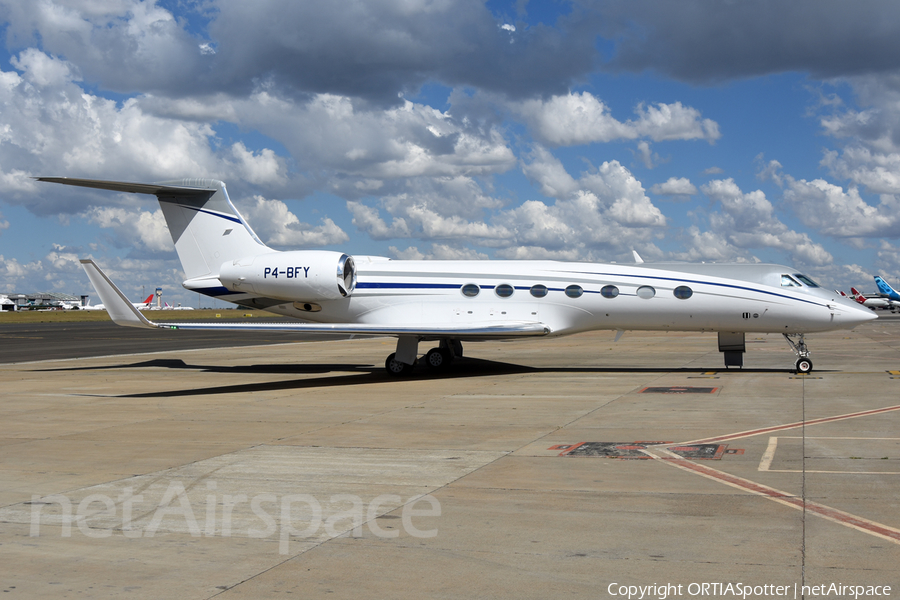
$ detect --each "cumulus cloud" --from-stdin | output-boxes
[651,177,697,197]
[756,158,900,241]
[781,176,900,239]
[229,142,287,187]
[389,244,489,261]
[0,51,224,213]
[670,227,755,263]
[0,254,42,288]
[514,92,720,147]
[241,196,349,248]
[701,178,833,265]
[812,76,900,198]
[84,206,173,254]
[0,0,207,96]
[821,147,900,195]
[139,92,519,197]
[348,152,667,261]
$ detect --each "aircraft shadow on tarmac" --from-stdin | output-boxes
[39,358,803,399]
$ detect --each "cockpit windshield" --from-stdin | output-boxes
[793,274,820,288]
[781,273,821,288]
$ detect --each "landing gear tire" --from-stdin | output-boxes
[425,347,451,370]
[795,358,813,374]
[385,353,416,377]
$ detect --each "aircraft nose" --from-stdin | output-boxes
[834,298,878,327]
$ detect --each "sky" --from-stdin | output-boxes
[2,0,900,306]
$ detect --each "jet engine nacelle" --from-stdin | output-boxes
[218,250,357,302]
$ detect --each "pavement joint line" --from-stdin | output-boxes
[197,449,519,598]
[643,447,900,546]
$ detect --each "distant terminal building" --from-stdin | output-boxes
[0,292,91,311]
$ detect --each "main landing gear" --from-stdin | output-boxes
[783,333,813,374]
[384,338,462,377]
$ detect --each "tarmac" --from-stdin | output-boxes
[1,318,899,599]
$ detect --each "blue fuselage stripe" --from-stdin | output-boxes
[201,273,828,309]
[194,286,244,297]
[356,282,460,290]
[355,275,826,308]
[572,271,823,306]
[179,204,243,225]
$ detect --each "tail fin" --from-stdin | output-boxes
[37,177,271,280]
[875,276,895,296]
[141,294,154,305]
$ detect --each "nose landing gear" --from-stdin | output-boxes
[784,333,813,373]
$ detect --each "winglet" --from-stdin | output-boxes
[79,260,158,329]
[632,250,644,264]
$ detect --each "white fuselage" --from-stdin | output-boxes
[237,259,873,338]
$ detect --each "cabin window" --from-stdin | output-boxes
[495,284,514,298]
[637,286,656,299]
[530,284,548,298]
[793,274,820,288]
[781,275,801,287]
[461,284,480,297]
[600,285,619,298]
[673,286,693,299]
[565,285,583,298]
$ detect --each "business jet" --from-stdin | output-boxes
[163,302,194,310]
[55,299,82,310]
[37,177,876,375]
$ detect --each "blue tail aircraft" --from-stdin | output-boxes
[875,276,900,302]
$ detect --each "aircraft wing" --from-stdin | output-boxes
[80,259,550,339]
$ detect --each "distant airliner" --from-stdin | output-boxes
[83,293,154,312]
[875,276,900,304]
[38,177,875,375]
[850,286,898,312]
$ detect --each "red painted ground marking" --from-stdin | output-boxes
[551,442,587,456]
[652,454,900,544]
[682,403,900,445]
